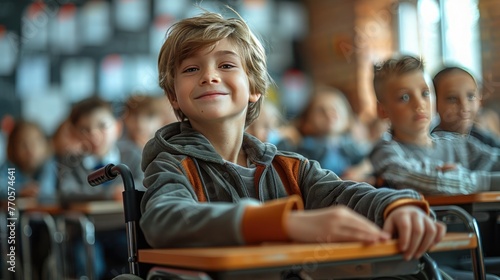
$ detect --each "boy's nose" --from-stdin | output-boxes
[459,99,470,112]
[200,68,220,85]
[86,128,105,142]
[413,97,426,108]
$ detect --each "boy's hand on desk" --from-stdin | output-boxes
[383,206,446,261]
[286,205,391,244]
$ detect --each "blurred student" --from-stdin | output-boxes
[370,55,500,195]
[277,85,371,179]
[140,10,446,273]
[0,120,57,204]
[52,118,84,163]
[432,66,500,148]
[245,100,296,145]
[57,96,144,279]
[0,114,15,165]
[0,120,58,280]
[476,107,500,137]
[157,94,179,127]
[121,94,176,151]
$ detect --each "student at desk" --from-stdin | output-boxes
[432,66,500,148]
[0,120,57,203]
[369,55,500,195]
[0,120,58,280]
[369,56,500,275]
[57,96,144,280]
[140,9,449,279]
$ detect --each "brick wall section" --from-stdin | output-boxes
[479,0,500,112]
[302,0,396,122]
[302,0,357,103]
[354,0,396,121]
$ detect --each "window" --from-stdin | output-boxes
[400,0,482,79]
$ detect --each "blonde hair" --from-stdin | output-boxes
[373,55,424,101]
[157,10,272,126]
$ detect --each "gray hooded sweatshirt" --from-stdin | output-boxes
[140,122,428,248]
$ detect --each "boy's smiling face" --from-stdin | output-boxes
[435,70,480,134]
[378,70,432,143]
[172,38,261,128]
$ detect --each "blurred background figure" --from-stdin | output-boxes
[57,96,144,280]
[0,115,15,167]
[0,120,57,204]
[0,120,58,280]
[432,66,500,148]
[120,94,177,152]
[277,85,372,180]
[246,100,288,144]
[476,107,500,138]
[157,95,179,127]
[52,118,84,162]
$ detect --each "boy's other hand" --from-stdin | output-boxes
[286,206,391,244]
[383,206,446,260]
[436,163,457,172]
[19,182,40,197]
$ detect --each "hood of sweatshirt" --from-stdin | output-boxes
[141,121,278,171]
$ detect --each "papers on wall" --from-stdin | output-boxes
[149,15,174,55]
[115,0,150,32]
[21,2,50,50]
[80,1,112,46]
[16,55,50,98]
[154,0,188,18]
[50,4,79,53]
[241,0,271,35]
[98,54,125,101]
[61,58,95,102]
[22,93,69,135]
[0,27,17,75]
[125,55,159,95]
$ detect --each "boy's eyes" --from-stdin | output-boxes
[220,63,235,69]
[446,96,458,103]
[180,62,237,73]
[182,67,198,73]
[445,94,478,103]
[78,122,112,135]
[398,90,430,102]
[467,93,477,101]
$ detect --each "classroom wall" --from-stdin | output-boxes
[479,0,500,111]
[301,0,499,122]
[1,0,498,132]
[302,0,396,122]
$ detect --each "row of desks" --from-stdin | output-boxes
[4,191,499,280]
[1,198,125,280]
[136,191,499,279]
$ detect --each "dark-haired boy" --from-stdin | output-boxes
[432,66,500,148]
[58,96,144,279]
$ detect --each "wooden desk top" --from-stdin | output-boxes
[425,192,500,205]
[68,200,123,215]
[4,198,123,215]
[7,198,62,214]
[138,232,476,271]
